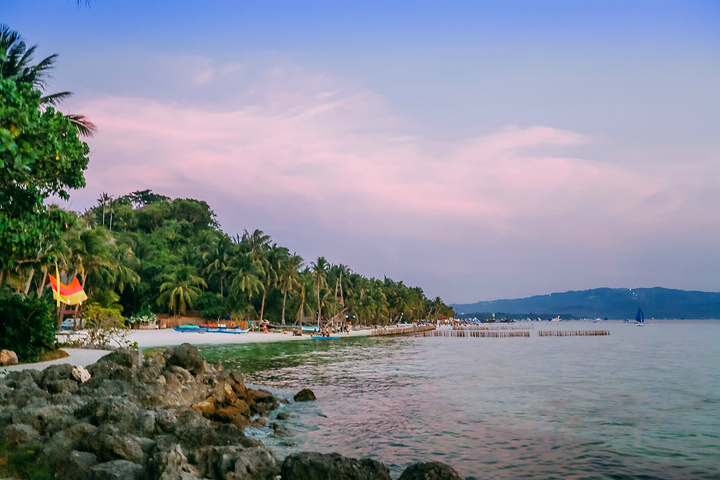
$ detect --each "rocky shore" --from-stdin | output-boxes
[0,344,462,479]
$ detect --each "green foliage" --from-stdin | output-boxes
[195,291,226,319]
[0,78,89,270]
[82,302,125,328]
[0,291,56,362]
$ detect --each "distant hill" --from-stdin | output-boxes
[451,287,720,319]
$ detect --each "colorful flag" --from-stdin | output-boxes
[48,273,88,306]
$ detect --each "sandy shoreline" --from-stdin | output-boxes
[129,328,372,348]
[1,328,372,375]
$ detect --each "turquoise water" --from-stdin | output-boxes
[200,321,720,479]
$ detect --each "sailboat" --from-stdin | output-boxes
[635,308,645,326]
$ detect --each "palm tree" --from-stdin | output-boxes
[202,233,234,297]
[311,257,329,327]
[229,253,264,307]
[294,269,315,326]
[257,244,287,323]
[157,264,207,316]
[279,253,303,325]
[0,24,96,136]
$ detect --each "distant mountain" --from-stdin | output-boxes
[451,287,720,319]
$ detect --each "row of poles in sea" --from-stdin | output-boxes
[371,325,437,337]
[370,324,610,338]
[425,328,610,338]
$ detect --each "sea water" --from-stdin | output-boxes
[199,321,720,479]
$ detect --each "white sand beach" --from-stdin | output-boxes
[129,328,371,348]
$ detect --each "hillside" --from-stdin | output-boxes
[451,287,720,319]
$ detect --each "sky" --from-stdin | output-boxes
[4,1,720,303]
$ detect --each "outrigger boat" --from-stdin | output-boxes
[173,324,248,334]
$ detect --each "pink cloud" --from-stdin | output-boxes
[70,62,716,255]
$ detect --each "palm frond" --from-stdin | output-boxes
[40,91,73,105]
[66,114,97,137]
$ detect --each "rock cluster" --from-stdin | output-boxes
[0,343,280,479]
[0,343,464,480]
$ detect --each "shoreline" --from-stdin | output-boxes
[2,328,373,375]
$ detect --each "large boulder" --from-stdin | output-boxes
[41,364,79,394]
[165,343,206,375]
[0,349,18,366]
[280,452,392,480]
[293,388,316,402]
[398,461,464,480]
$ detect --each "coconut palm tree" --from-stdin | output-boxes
[229,253,264,306]
[311,257,329,327]
[278,253,302,325]
[257,244,287,322]
[157,264,207,316]
[202,233,234,297]
[0,24,95,136]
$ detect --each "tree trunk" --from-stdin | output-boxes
[37,266,48,296]
[296,296,305,327]
[23,268,35,295]
[281,290,287,325]
[259,286,267,322]
[57,303,67,331]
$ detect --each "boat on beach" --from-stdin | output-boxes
[311,335,339,340]
[173,325,248,334]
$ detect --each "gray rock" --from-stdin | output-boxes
[269,422,293,438]
[80,425,145,463]
[398,461,464,480]
[90,460,143,480]
[40,422,98,463]
[12,404,73,433]
[165,343,206,375]
[276,412,291,420]
[195,445,279,480]
[293,388,316,402]
[149,443,202,480]
[280,451,392,480]
[3,423,39,444]
[54,450,99,480]
[40,364,75,386]
[97,350,136,368]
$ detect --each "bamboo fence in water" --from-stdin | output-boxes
[371,325,436,337]
[423,328,610,338]
[427,329,531,338]
[537,330,610,336]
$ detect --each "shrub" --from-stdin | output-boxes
[0,292,57,363]
[80,302,135,350]
[128,305,157,324]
